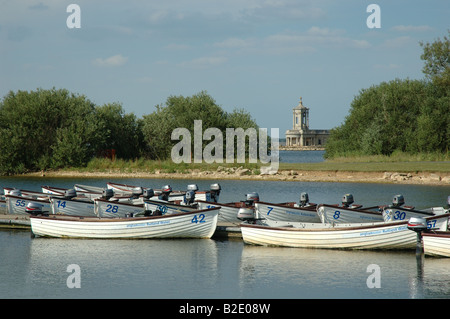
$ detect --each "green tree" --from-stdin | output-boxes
[94,103,144,160]
[0,88,100,174]
[141,91,260,161]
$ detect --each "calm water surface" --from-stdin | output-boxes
[1,151,449,299]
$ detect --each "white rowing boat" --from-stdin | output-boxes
[29,207,220,239]
[94,198,146,218]
[255,201,320,223]
[316,204,383,224]
[422,232,450,257]
[240,213,450,250]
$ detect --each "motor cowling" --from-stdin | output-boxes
[187,184,199,192]
[184,190,196,205]
[342,194,354,207]
[102,188,114,200]
[64,189,77,200]
[407,217,427,232]
[132,187,143,198]
[237,207,256,221]
[25,202,46,215]
[299,192,309,207]
[392,194,405,208]
[210,183,221,203]
[245,192,259,206]
[159,185,172,201]
[143,188,155,199]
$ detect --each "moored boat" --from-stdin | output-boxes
[422,232,450,257]
[381,195,446,222]
[254,192,320,223]
[29,207,220,239]
[240,213,450,250]
[316,194,383,224]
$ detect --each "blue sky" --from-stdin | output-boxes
[1,1,448,137]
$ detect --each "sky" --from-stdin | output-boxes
[0,0,448,137]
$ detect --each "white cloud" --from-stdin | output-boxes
[180,56,228,68]
[93,54,128,67]
[391,25,433,32]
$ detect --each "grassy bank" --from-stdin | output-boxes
[63,152,450,175]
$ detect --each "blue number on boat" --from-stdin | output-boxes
[157,205,167,214]
[57,200,66,208]
[267,207,273,215]
[333,211,340,219]
[15,199,26,207]
[393,210,406,220]
[427,220,436,229]
[191,214,206,223]
[105,204,119,213]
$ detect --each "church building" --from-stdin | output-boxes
[284,97,330,148]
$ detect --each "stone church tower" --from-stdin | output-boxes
[285,97,330,148]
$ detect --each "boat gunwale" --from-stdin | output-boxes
[422,230,450,238]
[317,203,382,216]
[29,207,221,223]
[256,201,318,211]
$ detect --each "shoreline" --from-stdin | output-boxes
[21,169,450,185]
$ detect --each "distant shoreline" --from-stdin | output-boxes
[21,169,450,186]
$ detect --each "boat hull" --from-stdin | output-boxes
[94,198,145,218]
[241,213,450,250]
[422,232,450,257]
[317,204,383,224]
[50,197,96,217]
[255,202,320,223]
[30,208,220,239]
[197,201,244,224]
[144,200,197,215]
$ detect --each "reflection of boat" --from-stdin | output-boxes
[240,213,450,250]
[30,207,220,239]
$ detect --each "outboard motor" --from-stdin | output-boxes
[237,207,256,222]
[245,192,259,206]
[407,216,427,254]
[102,188,114,200]
[159,185,172,201]
[392,194,405,208]
[210,183,221,203]
[25,202,47,216]
[299,192,309,207]
[64,189,77,200]
[342,194,354,207]
[131,187,143,199]
[143,188,155,200]
[184,190,196,205]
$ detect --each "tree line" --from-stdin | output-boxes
[325,31,449,159]
[0,90,258,175]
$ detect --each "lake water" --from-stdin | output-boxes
[1,151,449,302]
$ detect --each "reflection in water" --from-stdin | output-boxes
[239,245,431,299]
[25,237,220,299]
